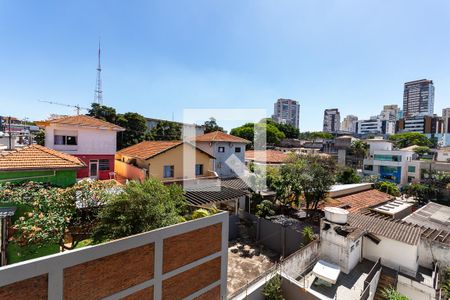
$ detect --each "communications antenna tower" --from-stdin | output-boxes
[94,40,103,104]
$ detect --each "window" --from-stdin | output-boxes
[163,165,174,178]
[99,159,110,171]
[408,166,416,173]
[54,135,77,145]
[374,154,401,162]
[363,165,373,171]
[195,164,203,176]
[218,146,225,153]
[235,147,241,153]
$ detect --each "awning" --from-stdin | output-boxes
[312,260,341,285]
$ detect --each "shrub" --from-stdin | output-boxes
[302,226,315,244]
[381,286,409,300]
[191,208,210,219]
[255,200,276,218]
[374,181,401,197]
[262,274,284,300]
[336,167,361,184]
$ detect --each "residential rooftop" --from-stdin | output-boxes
[36,115,124,131]
[402,202,450,232]
[0,144,85,171]
[245,150,288,164]
[193,131,250,144]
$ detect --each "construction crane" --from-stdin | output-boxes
[38,100,90,115]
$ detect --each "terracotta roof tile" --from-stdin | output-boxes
[245,150,288,164]
[0,145,85,171]
[117,141,214,160]
[328,189,393,213]
[194,131,250,144]
[37,115,124,131]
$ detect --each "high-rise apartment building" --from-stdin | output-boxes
[403,79,435,117]
[323,108,340,133]
[380,105,400,121]
[442,108,450,134]
[272,98,300,129]
[340,115,358,133]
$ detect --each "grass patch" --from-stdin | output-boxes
[74,238,94,249]
[6,242,59,265]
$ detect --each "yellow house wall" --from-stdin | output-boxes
[146,144,213,180]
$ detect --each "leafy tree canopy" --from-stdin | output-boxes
[260,118,300,139]
[93,178,188,242]
[230,122,285,147]
[148,120,181,141]
[116,112,148,149]
[203,117,224,133]
[88,103,117,124]
[299,131,333,141]
[34,129,45,146]
[374,181,401,197]
[389,132,432,148]
[413,146,430,156]
[336,167,361,184]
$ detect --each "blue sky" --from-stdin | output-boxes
[0,1,449,131]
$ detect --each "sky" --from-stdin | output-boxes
[0,1,449,131]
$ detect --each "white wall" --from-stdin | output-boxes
[45,125,117,155]
[418,239,450,269]
[196,141,246,178]
[367,141,393,155]
[397,274,436,300]
[362,235,418,277]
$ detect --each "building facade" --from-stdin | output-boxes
[36,115,124,180]
[272,98,300,129]
[356,118,395,135]
[323,108,340,133]
[380,104,400,121]
[194,131,250,179]
[340,115,358,133]
[403,79,435,117]
[115,141,216,183]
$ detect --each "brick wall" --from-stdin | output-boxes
[0,211,228,300]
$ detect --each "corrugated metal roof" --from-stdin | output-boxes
[185,186,247,206]
[348,213,421,245]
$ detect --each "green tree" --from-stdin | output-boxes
[88,103,117,124]
[389,132,431,148]
[262,274,284,300]
[93,178,188,242]
[260,118,299,139]
[299,131,333,141]
[34,129,45,146]
[336,167,361,184]
[203,117,223,133]
[116,112,148,149]
[350,140,369,168]
[230,122,285,148]
[374,181,401,197]
[413,146,430,156]
[149,120,181,140]
[403,183,434,206]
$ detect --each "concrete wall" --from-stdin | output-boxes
[0,169,77,187]
[280,240,320,279]
[281,277,320,300]
[397,273,436,300]
[196,141,246,178]
[45,125,117,155]
[0,211,228,300]
[362,235,418,277]
[418,239,450,269]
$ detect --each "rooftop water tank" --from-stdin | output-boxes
[324,207,349,224]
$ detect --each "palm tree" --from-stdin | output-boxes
[351,140,369,169]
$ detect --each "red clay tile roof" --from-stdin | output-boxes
[117,141,214,160]
[245,150,288,164]
[194,131,250,144]
[36,115,124,131]
[326,189,393,213]
[0,145,85,171]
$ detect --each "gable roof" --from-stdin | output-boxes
[117,141,214,160]
[402,202,450,232]
[194,131,250,144]
[348,212,421,245]
[245,150,288,164]
[36,115,124,131]
[0,145,85,171]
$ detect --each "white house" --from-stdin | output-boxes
[36,115,124,180]
[193,131,250,178]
